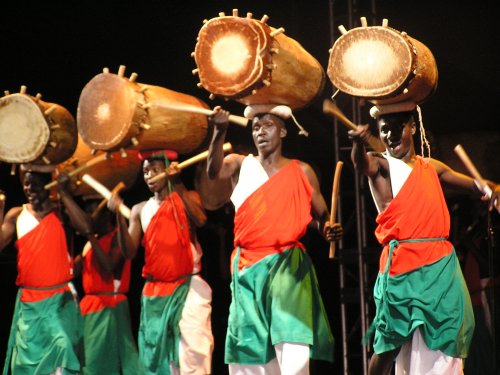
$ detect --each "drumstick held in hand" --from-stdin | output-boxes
[454,144,497,211]
[158,102,248,127]
[329,161,343,259]
[322,99,385,152]
[44,153,108,190]
[81,174,131,219]
[148,142,233,184]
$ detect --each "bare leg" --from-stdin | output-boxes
[368,348,400,375]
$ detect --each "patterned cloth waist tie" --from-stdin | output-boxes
[145,271,199,283]
[21,279,72,291]
[87,291,126,296]
[364,237,447,344]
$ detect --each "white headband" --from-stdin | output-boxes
[243,104,292,120]
[243,104,309,137]
[369,101,416,118]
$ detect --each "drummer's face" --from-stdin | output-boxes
[251,114,286,154]
[143,159,167,192]
[23,172,50,208]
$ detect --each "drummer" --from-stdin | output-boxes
[207,105,342,374]
[107,150,214,374]
[0,164,83,374]
[348,101,500,374]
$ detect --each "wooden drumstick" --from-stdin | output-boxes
[91,181,126,221]
[454,145,496,211]
[81,174,131,219]
[322,99,385,152]
[329,161,343,259]
[157,102,248,127]
[148,142,233,184]
[44,153,108,190]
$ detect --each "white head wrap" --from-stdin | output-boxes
[369,101,416,118]
[243,104,309,137]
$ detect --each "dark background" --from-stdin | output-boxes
[1,1,499,374]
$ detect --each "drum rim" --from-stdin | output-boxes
[0,93,50,163]
[327,26,415,99]
[194,16,273,99]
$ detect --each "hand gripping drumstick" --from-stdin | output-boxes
[454,144,498,212]
[81,174,131,219]
[148,142,233,184]
[158,103,248,127]
[329,161,343,259]
[322,99,385,152]
[91,181,126,222]
[44,153,108,190]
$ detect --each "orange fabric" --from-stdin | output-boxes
[80,229,131,314]
[141,192,193,285]
[233,160,312,271]
[375,157,453,276]
[142,279,188,297]
[15,211,73,302]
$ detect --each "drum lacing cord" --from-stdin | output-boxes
[290,113,309,137]
[416,105,431,158]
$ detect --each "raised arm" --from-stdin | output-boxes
[0,192,22,252]
[168,162,207,228]
[348,124,382,178]
[207,106,244,180]
[57,173,93,236]
[430,158,500,212]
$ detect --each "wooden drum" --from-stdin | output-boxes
[55,135,141,198]
[0,90,77,165]
[327,23,438,105]
[77,67,209,154]
[193,11,325,110]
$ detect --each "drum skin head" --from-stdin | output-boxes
[328,26,438,105]
[328,27,413,99]
[0,94,50,163]
[78,73,139,151]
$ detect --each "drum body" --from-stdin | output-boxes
[327,26,438,105]
[0,93,77,164]
[194,16,325,110]
[77,72,209,154]
[55,136,141,198]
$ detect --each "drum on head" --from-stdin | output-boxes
[193,11,325,110]
[0,91,77,165]
[77,67,210,154]
[327,24,438,105]
[55,136,141,198]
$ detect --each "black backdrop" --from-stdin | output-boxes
[1,1,499,374]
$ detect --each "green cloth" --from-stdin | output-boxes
[139,279,190,375]
[371,247,474,357]
[225,247,334,365]
[82,300,143,375]
[3,290,82,375]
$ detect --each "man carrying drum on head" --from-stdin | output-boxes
[348,101,500,375]
[0,164,83,375]
[207,104,343,374]
[107,150,213,375]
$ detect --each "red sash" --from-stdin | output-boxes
[16,211,73,302]
[233,160,312,271]
[375,157,453,275]
[141,192,193,296]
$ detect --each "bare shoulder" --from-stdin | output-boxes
[5,206,23,222]
[131,201,147,218]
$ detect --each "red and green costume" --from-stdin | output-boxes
[139,192,194,374]
[225,158,334,365]
[370,157,474,357]
[80,229,142,374]
[3,210,82,375]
